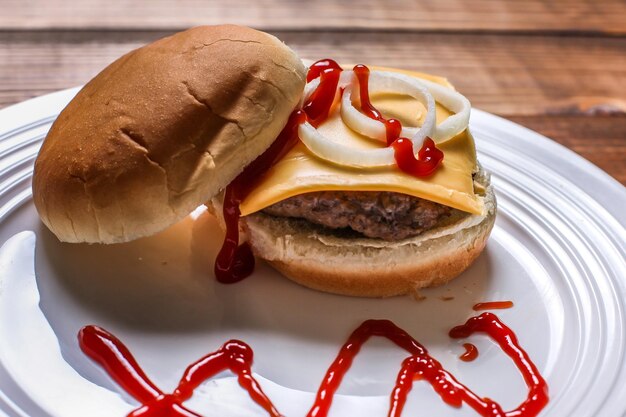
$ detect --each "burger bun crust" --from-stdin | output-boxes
[33,25,306,244]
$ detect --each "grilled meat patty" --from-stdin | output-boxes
[262,191,453,240]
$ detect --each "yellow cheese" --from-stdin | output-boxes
[240,69,483,216]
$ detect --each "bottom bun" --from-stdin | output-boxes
[237,167,496,297]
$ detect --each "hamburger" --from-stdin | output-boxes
[32,25,495,298]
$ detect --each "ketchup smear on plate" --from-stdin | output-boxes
[460,343,479,362]
[215,60,444,284]
[79,312,548,417]
[474,301,515,311]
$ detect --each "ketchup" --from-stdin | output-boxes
[459,343,479,362]
[473,301,515,311]
[79,326,281,417]
[79,312,548,417]
[306,59,343,83]
[215,59,342,283]
[392,137,444,177]
[448,313,548,417]
[215,60,444,283]
[214,110,305,283]
[353,64,444,177]
[353,64,402,146]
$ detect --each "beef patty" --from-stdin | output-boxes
[261,191,453,240]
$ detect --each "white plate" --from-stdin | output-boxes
[0,88,624,417]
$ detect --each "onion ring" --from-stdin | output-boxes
[298,67,470,168]
[341,71,470,144]
[298,120,396,168]
[341,71,436,151]
[419,78,471,142]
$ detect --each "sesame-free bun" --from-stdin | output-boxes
[237,166,496,297]
[33,25,306,243]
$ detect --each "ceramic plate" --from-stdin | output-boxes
[0,88,624,417]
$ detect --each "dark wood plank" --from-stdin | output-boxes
[2,0,626,34]
[1,31,624,116]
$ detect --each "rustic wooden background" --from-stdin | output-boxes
[1,0,625,184]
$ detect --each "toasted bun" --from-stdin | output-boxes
[33,25,306,243]
[234,165,496,297]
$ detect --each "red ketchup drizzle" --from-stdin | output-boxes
[460,343,479,362]
[213,111,304,284]
[79,326,281,417]
[214,59,343,283]
[352,64,444,176]
[306,59,343,83]
[79,312,547,417]
[474,301,515,311]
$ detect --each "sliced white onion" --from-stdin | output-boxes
[298,121,395,167]
[419,78,471,142]
[341,71,436,151]
[342,86,422,142]
[340,86,387,140]
[340,71,470,144]
[301,77,320,106]
[297,65,471,168]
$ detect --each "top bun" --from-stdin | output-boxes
[33,25,306,243]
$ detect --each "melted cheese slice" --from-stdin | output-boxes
[240,69,483,216]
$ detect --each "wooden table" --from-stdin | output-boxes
[1,0,625,185]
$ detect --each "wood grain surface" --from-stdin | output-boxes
[1,0,625,184]
[3,0,626,33]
